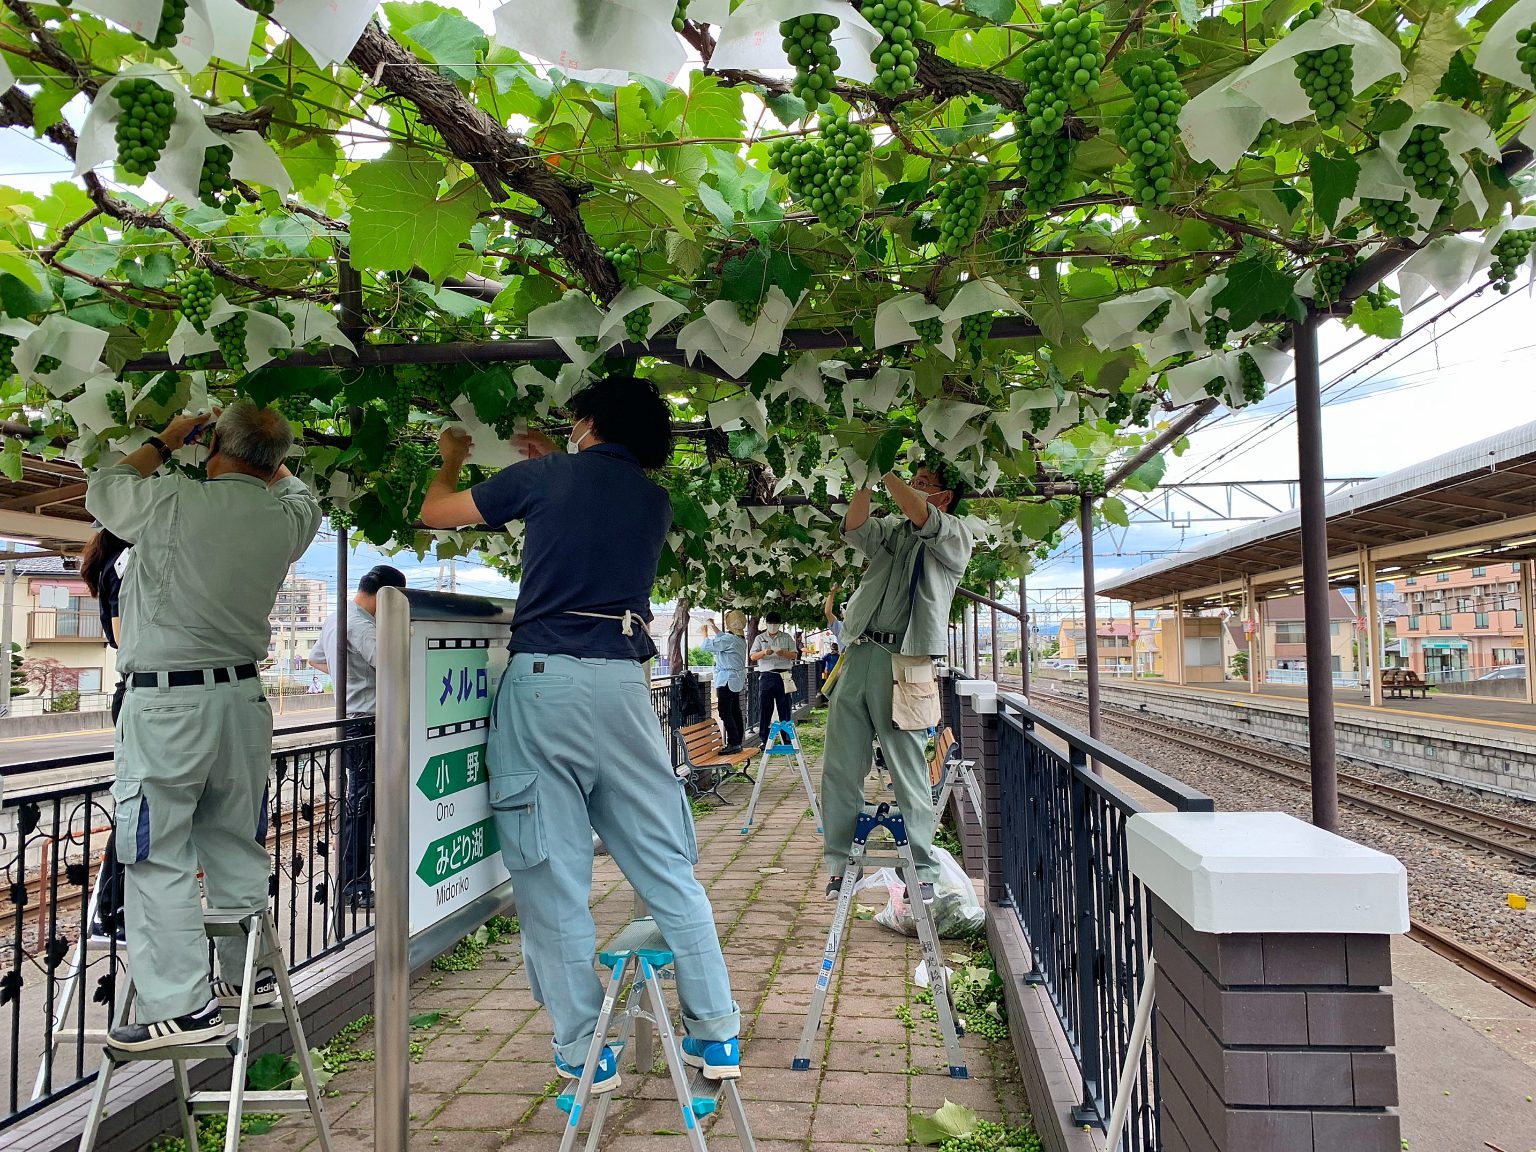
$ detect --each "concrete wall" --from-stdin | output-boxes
[1092,680,1536,798]
[0,707,111,739]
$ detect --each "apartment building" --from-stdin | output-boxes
[1057,616,1165,677]
[1394,562,1526,682]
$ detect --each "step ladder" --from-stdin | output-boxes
[931,749,984,830]
[740,719,821,837]
[792,802,968,1079]
[556,917,755,1152]
[78,909,333,1152]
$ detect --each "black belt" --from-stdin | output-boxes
[130,664,259,689]
[861,630,903,646]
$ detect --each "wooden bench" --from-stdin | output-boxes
[675,720,757,804]
[1381,668,1429,699]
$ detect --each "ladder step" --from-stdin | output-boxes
[202,913,261,937]
[600,917,667,957]
[104,1037,242,1062]
[190,1090,314,1114]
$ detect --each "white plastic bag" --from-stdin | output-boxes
[855,847,985,939]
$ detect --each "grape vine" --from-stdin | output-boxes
[1489,228,1535,294]
[113,78,175,178]
[1117,59,1186,207]
[780,13,840,109]
[862,0,923,97]
[935,163,991,256]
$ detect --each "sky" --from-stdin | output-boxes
[3,3,1533,617]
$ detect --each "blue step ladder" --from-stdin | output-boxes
[791,803,969,1079]
[556,917,755,1152]
[740,719,821,837]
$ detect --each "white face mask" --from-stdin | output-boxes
[566,422,589,455]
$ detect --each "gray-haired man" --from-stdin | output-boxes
[85,401,322,1050]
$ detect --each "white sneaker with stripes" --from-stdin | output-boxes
[107,999,226,1052]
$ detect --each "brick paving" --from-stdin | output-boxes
[240,721,1032,1150]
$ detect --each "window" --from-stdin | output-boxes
[1514,562,1523,573]
[1273,621,1305,644]
[1457,598,1471,613]
[1408,615,1420,630]
[1472,567,1487,577]
[1475,613,1490,629]
[1331,655,1342,674]
[74,668,102,694]
[1440,614,1452,630]
[1436,573,1451,583]
[1329,621,1341,636]
[1405,577,1417,586]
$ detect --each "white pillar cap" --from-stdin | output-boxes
[1127,811,1409,935]
[955,679,998,714]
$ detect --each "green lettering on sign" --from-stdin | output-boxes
[426,644,492,730]
[415,817,499,885]
[415,743,488,802]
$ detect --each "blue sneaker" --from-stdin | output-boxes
[681,1036,741,1080]
[554,1045,621,1094]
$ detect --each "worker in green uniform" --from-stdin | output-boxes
[821,465,972,903]
[85,402,322,1050]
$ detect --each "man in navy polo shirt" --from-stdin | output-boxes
[422,376,740,1094]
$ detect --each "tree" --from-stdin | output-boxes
[1230,651,1250,681]
[22,658,81,705]
[0,2,1529,604]
[10,643,28,697]
[688,647,715,669]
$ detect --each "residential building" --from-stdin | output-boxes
[5,555,117,704]
[266,569,330,677]
[1394,562,1526,683]
[1223,591,1359,684]
[1057,616,1165,677]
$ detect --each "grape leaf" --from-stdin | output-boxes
[1345,295,1403,339]
[344,153,488,280]
[1013,501,1061,541]
[1437,50,1482,102]
[1395,9,1473,112]
[0,438,22,484]
[396,13,488,84]
[911,1100,979,1146]
[871,427,907,475]
[1122,452,1167,494]
[1101,496,1129,527]
[764,251,813,302]
[464,367,512,426]
[672,493,711,535]
[1307,152,1359,230]
[1211,255,1301,329]
[961,0,1014,23]
[246,1052,299,1092]
[718,250,769,306]
[1366,100,1413,135]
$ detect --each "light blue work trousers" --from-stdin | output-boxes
[488,652,740,1065]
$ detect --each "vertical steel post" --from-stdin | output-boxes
[1069,748,1103,1123]
[970,601,980,678]
[335,528,348,723]
[1361,546,1384,707]
[990,581,999,682]
[1244,577,1258,694]
[374,589,411,1152]
[1520,561,1535,706]
[1019,574,1029,696]
[1080,495,1101,751]
[1293,317,1339,831]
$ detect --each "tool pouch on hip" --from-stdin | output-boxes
[890,654,940,731]
[780,670,797,693]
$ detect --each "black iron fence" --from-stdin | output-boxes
[994,690,1212,1152]
[1,719,371,1129]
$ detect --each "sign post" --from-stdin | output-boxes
[375,588,517,1152]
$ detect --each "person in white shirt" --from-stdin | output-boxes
[700,611,748,753]
[308,564,407,910]
[748,611,797,747]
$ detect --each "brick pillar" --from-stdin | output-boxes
[1128,812,1408,1152]
[954,681,1002,902]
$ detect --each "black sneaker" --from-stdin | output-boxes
[108,999,226,1052]
[349,890,375,911]
[211,968,278,1009]
[825,876,843,901]
[917,882,936,905]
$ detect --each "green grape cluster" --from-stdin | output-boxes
[1238,352,1266,404]
[113,78,175,177]
[861,0,923,97]
[328,506,352,534]
[105,388,129,427]
[1360,195,1418,236]
[958,312,992,359]
[768,114,872,229]
[735,299,762,325]
[934,163,991,255]
[1079,472,1106,497]
[36,354,62,374]
[1397,124,1458,204]
[1015,42,1074,212]
[381,383,411,427]
[1104,391,1131,423]
[141,0,188,50]
[607,242,640,285]
[624,303,654,343]
[1519,25,1536,87]
[212,314,247,372]
[247,0,275,15]
[937,1118,1040,1152]
[1118,59,1186,207]
[378,442,428,521]
[1248,119,1280,154]
[911,315,945,345]
[780,13,841,109]
[672,0,690,32]
[1312,256,1354,306]
[1129,392,1155,426]
[1203,374,1228,399]
[575,334,602,353]
[1203,315,1231,350]
[1290,6,1353,128]
[763,437,787,477]
[1489,228,1536,294]
[277,391,312,421]
[198,143,235,210]
[0,335,16,379]
[1046,3,1104,99]
[1029,406,1052,433]
[179,268,216,331]
[396,362,452,408]
[1137,299,1171,334]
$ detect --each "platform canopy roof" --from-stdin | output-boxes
[1101,423,1536,610]
[0,456,94,552]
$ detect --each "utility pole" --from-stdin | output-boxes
[0,559,15,717]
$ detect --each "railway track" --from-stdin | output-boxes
[1020,689,1536,1008]
[1039,692,1536,872]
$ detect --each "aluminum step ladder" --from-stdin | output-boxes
[791,802,968,1079]
[931,749,985,830]
[740,719,821,837]
[556,917,755,1152]
[78,909,333,1152]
